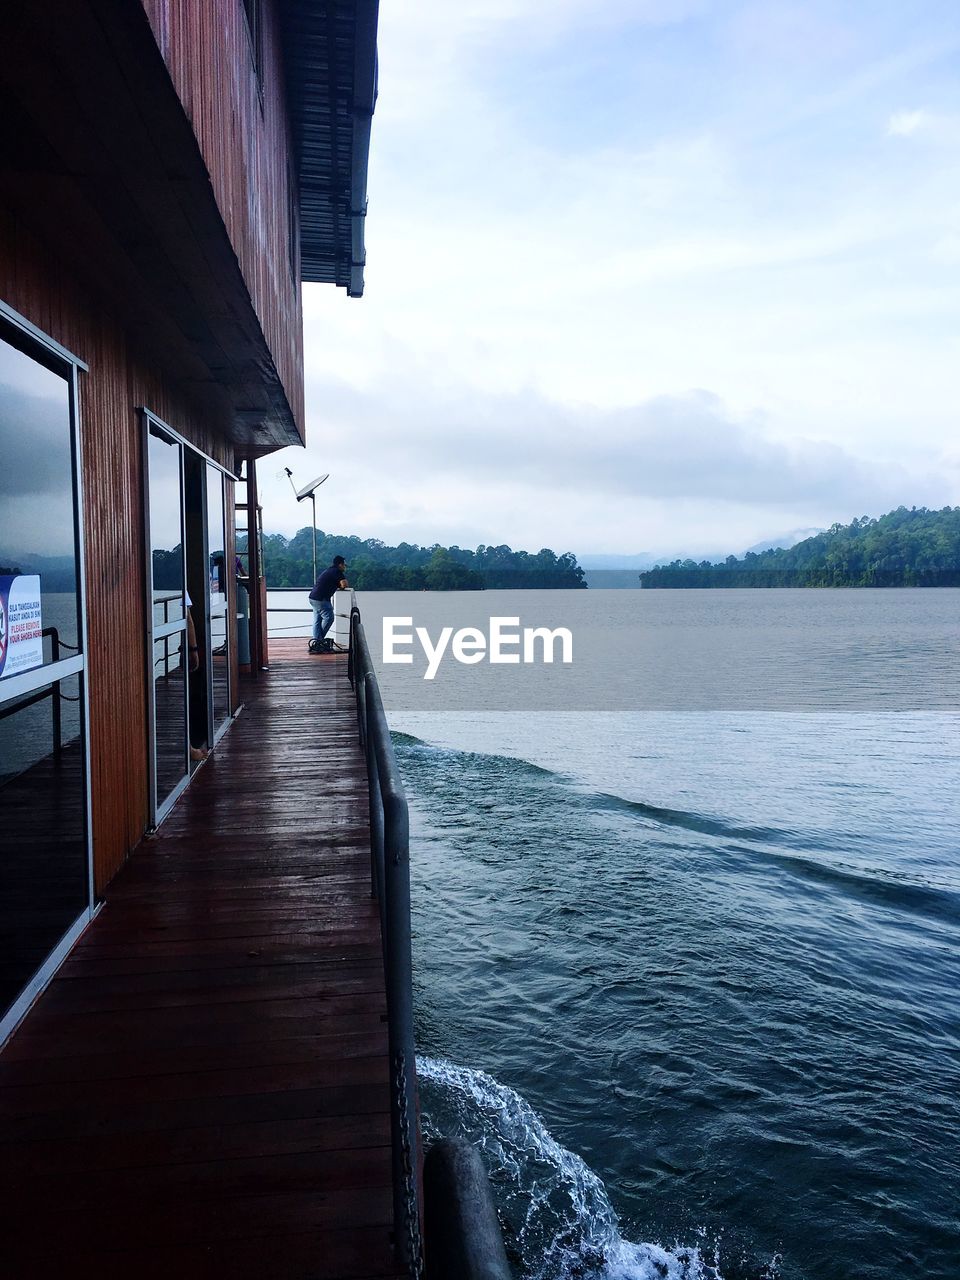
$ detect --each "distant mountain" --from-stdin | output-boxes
[581,531,825,572]
[579,550,725,587]
[742,528,824,556]
[578,550,725,569]
[580,540,797,588]
[0,553,76,591]
[578,552,664,570]
[582,569,651,589]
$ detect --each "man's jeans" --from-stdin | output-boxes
[311,598,335,642]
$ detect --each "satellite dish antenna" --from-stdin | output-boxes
[283,468,331,586]
[296,474,329,501]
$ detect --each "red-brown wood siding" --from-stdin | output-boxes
[0,205,236,895]
[142,0,305,439]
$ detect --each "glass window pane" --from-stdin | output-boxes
[211,609,230,730]
[0,331,80,672]
[206,466,226,609]
[148,427,184,625]
[235,522,249,561]
[207,466,230,732]
[0,672,88,1020]
[154,629,187,804]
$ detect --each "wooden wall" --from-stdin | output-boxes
[142,0,305,437]
[0,204,236,894]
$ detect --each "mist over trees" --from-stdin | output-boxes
[260,529,587,590]
[639,507,960,588]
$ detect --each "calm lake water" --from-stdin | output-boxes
[269,589,960,1280]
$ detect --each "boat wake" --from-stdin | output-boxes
[417,1055,734,1280]
[396,733,960,927]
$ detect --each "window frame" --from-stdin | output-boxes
[0,300,89,708]
[205,462,233,744]
[140,408,237,826]
[142,412,190,826]
[0,297,94,1047]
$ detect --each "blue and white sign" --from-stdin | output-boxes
[0,575,43,679]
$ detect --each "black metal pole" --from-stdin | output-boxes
[367,675,421,1274]
[350,606,423,1275]
[310,491,317,586]
[51,628,61,760]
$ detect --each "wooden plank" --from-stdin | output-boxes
[55,947,383,978]
[7,1227,401,1280]
[0,1031,389,1086]
[2,1009,389,1061]
[9,1184,395,1245]
[60,939,382,969]
[65,936,384,963]
[0,1058,391,1119]
[4,1112,392,1175]
[17,1145,395,1206]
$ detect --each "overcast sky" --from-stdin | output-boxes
[262,0,960,558]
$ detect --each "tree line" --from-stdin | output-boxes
[638,507,960,588]
[259,529,587,590]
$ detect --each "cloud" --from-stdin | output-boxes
[725,3,856,65]
[932,234,960,265]
[384,0,704,53]
[0,383,76,560]
[0,384,72,499]
[280,4,960,555]
[886,108,960,142]
[887,109,929,136]
[375,0,707,132]
[302,372,946,515]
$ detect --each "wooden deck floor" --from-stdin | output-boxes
[0,642,406,1279]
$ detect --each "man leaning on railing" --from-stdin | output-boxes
[308,555,349,655]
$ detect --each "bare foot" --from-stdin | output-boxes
[190,746,209,762]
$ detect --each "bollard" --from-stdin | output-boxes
[423,1138,512,1280]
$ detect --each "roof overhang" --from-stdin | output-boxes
[0,2,304,456]
[279,1,379,297]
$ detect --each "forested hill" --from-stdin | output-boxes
[260,529,587,589]
[638,507,960,588]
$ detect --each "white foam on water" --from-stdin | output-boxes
[417,1055,726,1280]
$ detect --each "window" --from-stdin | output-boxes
[206,463,231,737]
[0,329,81,665]
[0,304,92,1042]
[145,421,189,818]
[143,412,235,823]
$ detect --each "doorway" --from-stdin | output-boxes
[144,414,232,825]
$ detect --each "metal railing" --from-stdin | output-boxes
[0,627,70,760]
[348,602,423,1278]
[265,591,352,643]
[153,592,184,676]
